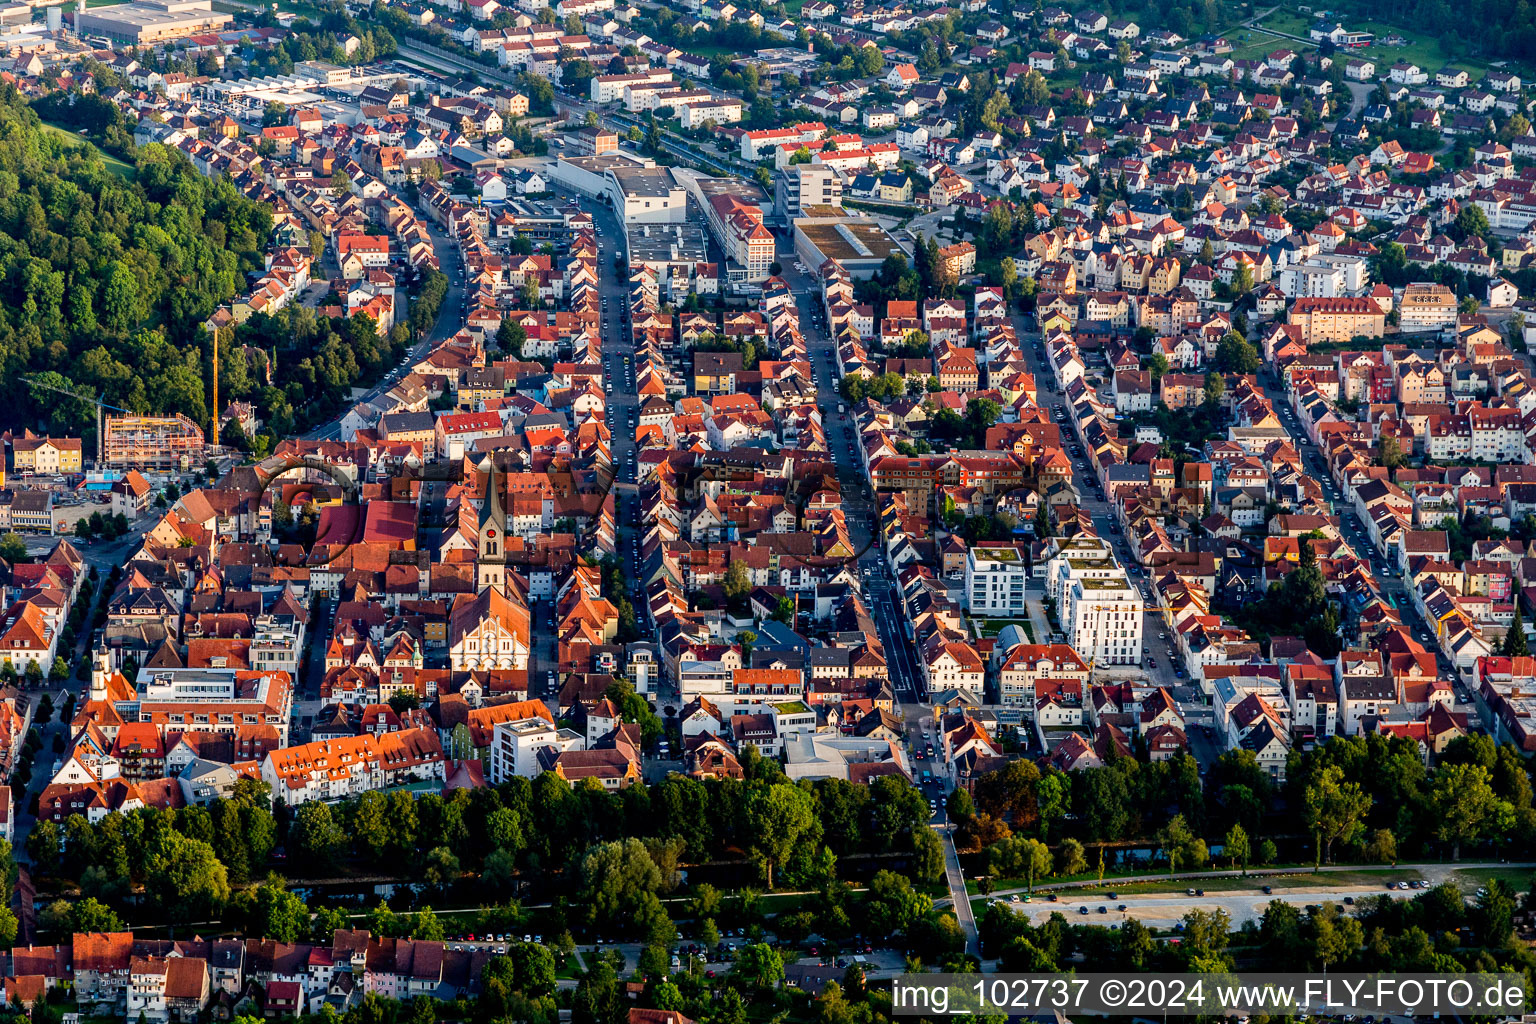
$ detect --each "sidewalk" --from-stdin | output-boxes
[1025,593,1053,643]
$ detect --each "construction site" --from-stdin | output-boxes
[102,413,205,470]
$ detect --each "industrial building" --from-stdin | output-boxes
[74,0,231,46]
[103,414,205,470]
[605,164,688,224]
[791,214,906,278]
[625,221,709,298]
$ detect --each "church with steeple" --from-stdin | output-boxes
[477,455,507,594]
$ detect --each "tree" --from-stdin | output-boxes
[496,319,527,359]
[580,837,665,930]
[1378,434,1406,470]
[1456,204,1491,241]
[1056,837,1086,876]
[423,846,460,887]
[1505,620,1530,658]
[291,801,348,869]
[1019,69,1050,105]
[26,819,60,877]
[572,959,624,1024]
[1307,902,1363,971]
[986,835,1052,890]
[1364,827,1398,865]
[239,878,310,942]
[1230,260,1254,295]
[1429,762,1505,861]
[1203,372,1225,408]
[0,534,27,564]
[771,595,795,623]
[1304,764,1372,864]
[1214,331,1259,375]
[143,829,230,919]
[722,560,751,611]
[1502,112,1532,143]
[731,943,784,991]
[1224,824,1251,874]
[743,784,820,888]
[1156,815,1206,874]
[865,870,934,936]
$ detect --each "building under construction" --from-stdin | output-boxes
[103,414,205,470]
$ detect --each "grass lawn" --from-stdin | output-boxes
[974,618,1034,640]
[681,41,738,59]
[966,866,1419,896]
[1255,8,1312,36]
[37,120,135,179]
[1449,867,1535,894]
[1226,31,1317,62]
[1350,31,1481,76]
[757,893,809,915]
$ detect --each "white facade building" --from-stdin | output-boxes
[965,545,1031,616]
[1063,573,1143,665]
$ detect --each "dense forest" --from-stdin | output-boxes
[0,86,271,440]
[949,731,1536,882]
[25,750,944,928]
[1344,0,1536,63]
[0,84,451,451]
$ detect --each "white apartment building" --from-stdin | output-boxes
[676,94,743,128]
[490,715,582,782]
[250,614,303,675]
[1044,535,1121,602]
[1063,573,1143,665]
[1471,407,1524,462]
[966,545,1031,616]
[1278,254,1369,297]
[1398,282,1458,333]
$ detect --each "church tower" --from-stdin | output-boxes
[477,455,507,594]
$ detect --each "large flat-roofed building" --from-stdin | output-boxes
[75,0,231,45]
[1064,573,1143,666]
[965,545,1030,616]
[626,220,709,298]
[792,214,906,277]
[548,153,688,224]
[606,164,688,223]
[547,153,643,199]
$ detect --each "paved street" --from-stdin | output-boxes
[1008,315,1193,698]
[775,257,927,707]
[304,216,465,443]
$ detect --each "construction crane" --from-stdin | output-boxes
[20,376,129,468]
